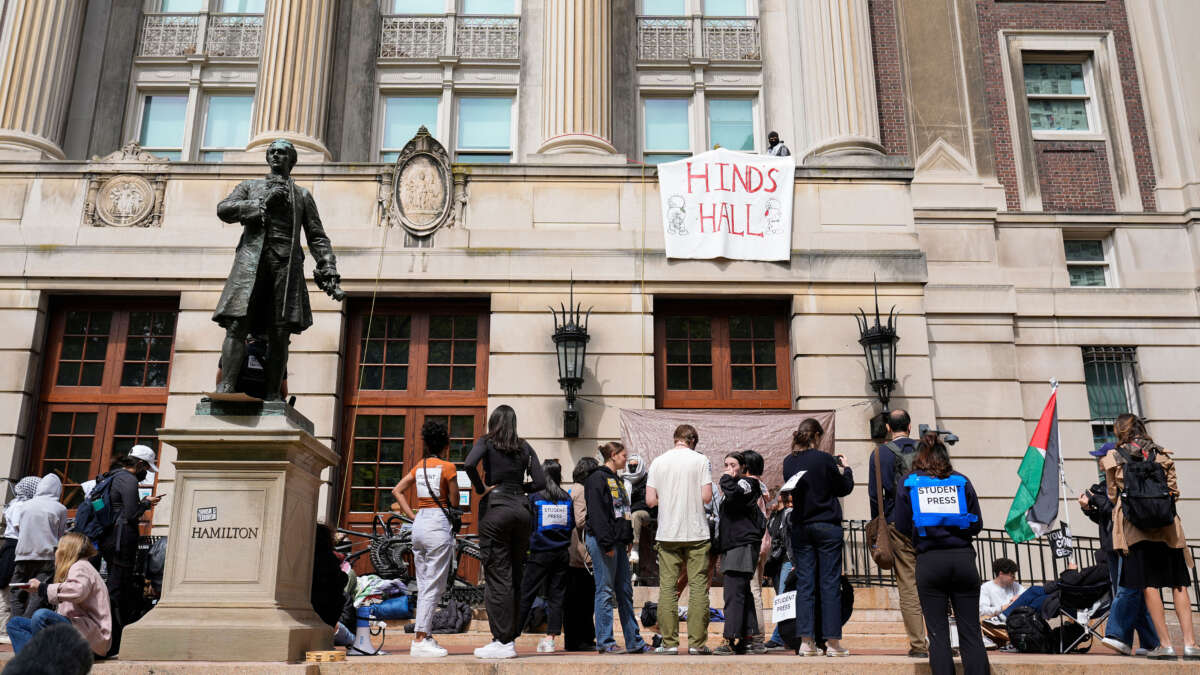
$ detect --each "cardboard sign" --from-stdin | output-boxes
[773,590,796,622]
[916,484,961,514]
[541,503,569,528]
[657,148,795,261]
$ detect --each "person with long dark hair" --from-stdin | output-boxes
[740,449,770,654]
[517,458,574,653]
[464,405,546,659]
[894,437,987,675]
[391,420,458,658]
[713,451,765,655]
[784,418,853,657]
[1102,413,1197,659]
[563,458,599,652]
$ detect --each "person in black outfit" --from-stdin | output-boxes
[100,445,162,657]
[463,405,546,660]
[563,458,599,652]
[714,451,765,655]
[893,437,987,675]
[311,523,348,629]
[517,458,574,653]
[783,418,853,657]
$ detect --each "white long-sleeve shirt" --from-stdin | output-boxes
[979,579,1025,617]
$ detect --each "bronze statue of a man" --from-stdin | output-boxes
[212,139,344,401]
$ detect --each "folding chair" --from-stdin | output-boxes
[1052,580,1112,653]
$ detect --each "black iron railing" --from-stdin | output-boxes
[841,519,1200,611]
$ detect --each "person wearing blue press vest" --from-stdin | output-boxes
[894,437,987,675]
[517,458,574,654]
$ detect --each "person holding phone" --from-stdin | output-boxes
[783,418,854,657]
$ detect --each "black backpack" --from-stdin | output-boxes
[71,472,118,543]
[1006,606,1051,654]
[1116,443,1177,530]
[886,441,918,497]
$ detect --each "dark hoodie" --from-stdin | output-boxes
[584,465,633,553]
[717,474,764,553]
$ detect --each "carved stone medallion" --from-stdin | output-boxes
[94,174,156,227]
[388,126,453,236]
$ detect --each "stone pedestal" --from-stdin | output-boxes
[122,401,336,662]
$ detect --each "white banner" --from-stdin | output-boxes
[657,148,795,261]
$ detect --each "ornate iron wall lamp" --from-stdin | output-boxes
[549,279,591,437]
[856,280,900,410]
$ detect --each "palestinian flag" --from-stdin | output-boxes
[1005,385,1061,543]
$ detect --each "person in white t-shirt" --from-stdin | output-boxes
[978,557,1023,649]
[645,424,714,654]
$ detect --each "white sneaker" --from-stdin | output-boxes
[1101,637,1132,655]
[0,634,10,645]
[537,636,556,653]
[411,637,448,658]
[474,640,518,659]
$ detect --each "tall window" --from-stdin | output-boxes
[708,98,754,151]
[456,97,513,163]
[1024,59,1095,134]
[655,301,790,408]
[704,0,749,15]
[381,96,439,162]
[33,300,177,511]
[341,302,489,529]
[200,95,253,161]
[138,95,188,161]
[462,0,514,13]
[644,98,690,164]
[1082,346,1140,451]
[1065,237,1112,287]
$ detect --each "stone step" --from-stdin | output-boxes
[631,585,899,611]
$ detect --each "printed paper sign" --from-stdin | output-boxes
[459,492,470,507]
[541,503,569,528]
[780,470,806,494]
[916,485,961,514]
[456,470,471,488]
[773,590,796,622]
[657,148,795,261]
[415,467,443,499]
[196,506,217,522]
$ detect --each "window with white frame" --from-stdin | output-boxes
[455,97,513,163]
[200,95,253,161]
[389,0,444,12]
[138,94,188,161]
[1081,346,1140,452]
[642,0,684,14]
[707,98,754,151]
[1064,237,1112,287]
[643,98,690,164]
[704,0,750,15]
[1023,58,1095,134]
[381,96,440,162]
[461,0,514,13]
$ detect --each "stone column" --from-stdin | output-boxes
[797,0,884,158]
[247,0,336,159]
[536,0,617,155]
[0,0,88,159]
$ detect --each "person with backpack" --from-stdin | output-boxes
[94,446,162,657]
[785,417,854,657]
[1102,414,1198,660]
[517,458,573,653]
[867,409,926,657]
[10,474,67,620]
[463,405,546,660]
[391,420,459,658]
[563,458,598,652]
[894,436,987,675]
[584,441,651,655]
[713,452,765,655]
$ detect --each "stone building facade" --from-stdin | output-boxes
[0,0,1196,542]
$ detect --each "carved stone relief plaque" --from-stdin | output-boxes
[384,126,455,236]
[84,142,169,228]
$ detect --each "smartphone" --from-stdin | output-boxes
[9,582,30,589]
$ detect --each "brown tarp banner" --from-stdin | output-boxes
[617,409,836,495]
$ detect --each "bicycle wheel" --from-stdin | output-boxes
[369,536,413,581]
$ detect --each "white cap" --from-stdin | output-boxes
[129,444,159,473]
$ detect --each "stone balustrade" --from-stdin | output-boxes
[636,15,760,62]
[379,14,520,61]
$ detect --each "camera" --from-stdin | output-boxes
[918,423,959,446]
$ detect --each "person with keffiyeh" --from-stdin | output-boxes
[0,477,40,640]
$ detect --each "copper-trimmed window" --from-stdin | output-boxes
[32,299,177,515]
[340,300,489,532]
[655,300,791,408]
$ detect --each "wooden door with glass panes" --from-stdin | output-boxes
[31,301,176,533]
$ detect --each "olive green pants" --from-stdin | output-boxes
[656,539,711,649]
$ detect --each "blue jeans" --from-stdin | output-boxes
[791,521,844,640]
[1002,586,1048,617]
[1106,555,1160,648]
[6,608,72,653]
[769,560,793,644]
[586,535,646,651]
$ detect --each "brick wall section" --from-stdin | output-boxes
[975,0,1156,212]
[1035,141,1116,212]
[869,0,909,156]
